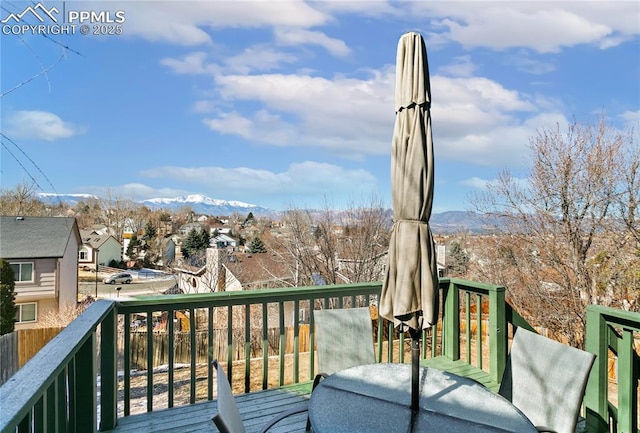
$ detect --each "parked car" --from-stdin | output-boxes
[103,272,133,284]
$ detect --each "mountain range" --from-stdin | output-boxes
[36,193,498,233]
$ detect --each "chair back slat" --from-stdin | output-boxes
[314,307,376,376]
[499,328,595,433]
[213,360,246,433]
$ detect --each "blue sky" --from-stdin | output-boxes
[2,1,639,212]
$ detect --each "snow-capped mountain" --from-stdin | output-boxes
[35,193,272,216]
[140,194,272,215]
[37,193,99,206]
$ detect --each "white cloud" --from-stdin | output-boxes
[138,161,378,204]
[438,55,477,77]
[225,46,299,74]
[201,67,567,166]
[209,69,395,157]
[461,175,530,191]
[436,112,568,166]
[508,51,556,75]
[414,2,638,53]
[461,177,490,189]
[192,100,216,114]
[274,28,350,57]
[119,2,329,46]
[4,111,81,141]
[620,110,640,124]
[160,52,217,75]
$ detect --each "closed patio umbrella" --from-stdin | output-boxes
[380,31,439,418]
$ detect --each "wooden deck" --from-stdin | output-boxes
[104,382,314,433]
[103,358,495,433]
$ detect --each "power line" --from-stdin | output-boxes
[1,134,61,204]
[0,141,43,191]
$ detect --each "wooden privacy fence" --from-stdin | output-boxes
[0,327,63,386]
[127,325,311,370]
[0,332,18,386]
[18,327,64,368]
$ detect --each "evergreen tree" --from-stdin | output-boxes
[126,234,139,259]
[248,236,267,253]
[142,221,157,241]
[0,259,18,335]
[181,228,199,259]
[448,241,469,276]
[197,229,211,250]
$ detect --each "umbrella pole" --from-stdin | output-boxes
[409,327,421,413]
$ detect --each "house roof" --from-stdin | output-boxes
[79,230,119,249]
[224,252,292,288]
[0,216,81,259]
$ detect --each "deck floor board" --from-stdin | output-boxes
[104,358,494,432]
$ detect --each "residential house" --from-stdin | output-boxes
[78,230,122,269]
[212,233,238,249]
[174,248,298,326]
[174,248,241,294]
[178,222,205,236]
[0,216,82,329]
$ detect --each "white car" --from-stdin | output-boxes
[103,272,133,284]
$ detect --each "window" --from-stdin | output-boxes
[79,249,88,260]
[16,303,37,323]
[10,262,34,282]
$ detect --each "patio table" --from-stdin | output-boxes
[308,363,537,433]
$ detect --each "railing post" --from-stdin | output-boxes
[75,332,97,433]
[100,308,118,431]
[617,329,638,433]
[443,280,460,361]
[585,306,609,433]
[488,285,506,384]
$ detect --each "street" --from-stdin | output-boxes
[79,277,177,299]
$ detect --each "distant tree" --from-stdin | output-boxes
[269,196,391,286]
[0,259,18,335]
[197,229,211,250]
[248,236,267,253]
[474,113,639,346]
[244,212,255,226]
[181,229,198,259]
[126,234,140,259]
[0,182,48,216]
[142,220,157,241]
[447,242,469,276]
[108,259,126,269]
[182,228,210,259]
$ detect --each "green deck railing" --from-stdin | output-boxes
[1,279,637,433]
[585,305,640,433]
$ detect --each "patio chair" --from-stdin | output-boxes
[498,327,596,433]
[313,306,376,377]
[211,360,309,433]
[306,307,376,429]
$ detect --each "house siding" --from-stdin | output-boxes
[59,232,79,309]
[14,258,57,301]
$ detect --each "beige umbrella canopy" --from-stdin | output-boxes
[380,31,439,333]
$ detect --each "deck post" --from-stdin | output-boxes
[75,332,97,433]
[100,308,118,430]
[488,285,506,384]
[585,306,610,433]
[617,329,638,433]
[443,280,460,361]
